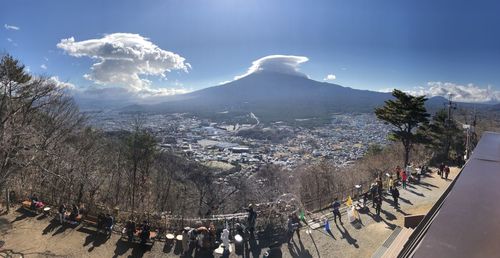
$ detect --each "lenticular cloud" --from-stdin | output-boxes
[57,33,190,91]
[235,55,309,80]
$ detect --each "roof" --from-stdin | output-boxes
[407,131,500,258]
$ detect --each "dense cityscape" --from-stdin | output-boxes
[88,111,391,172]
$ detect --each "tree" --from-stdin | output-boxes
[0,54,81,210]
[423,109,465,164]
[124,120,157,215]
[375,89,430,167]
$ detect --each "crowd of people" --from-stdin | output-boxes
[57,203,82,225]
[124,219,152,245]
[20,163,451,256]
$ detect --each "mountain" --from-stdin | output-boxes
[121,71,476,123]
[123,71,390,122]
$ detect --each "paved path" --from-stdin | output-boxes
[0,168,459,258]
[280,168,460,258]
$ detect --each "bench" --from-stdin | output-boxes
[120,229,157,246]
[82,214,99,228]
[63,211,82,225]
[22,200,44,214]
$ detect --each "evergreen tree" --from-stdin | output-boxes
[374,89,430,167]
[424,109,465,164]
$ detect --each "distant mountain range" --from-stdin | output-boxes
[120,71,460,123]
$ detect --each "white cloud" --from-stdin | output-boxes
[234,55,309,80]
[323,74,336,81]
[4,24,20,30]
[57,33,191,92]
[408,81,500,103]
[47,76,76,90]
[40,64,47,70]
[378,88,394,93]
[6,38,12,42]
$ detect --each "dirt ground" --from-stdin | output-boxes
[0,168,459,258]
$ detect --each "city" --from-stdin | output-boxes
[87,111,391,172]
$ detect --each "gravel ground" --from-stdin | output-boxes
[0,168,459,258]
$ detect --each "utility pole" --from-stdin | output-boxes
[444,94,457,161]
[463,107,477,160]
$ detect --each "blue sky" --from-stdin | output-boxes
[1,0,500,102]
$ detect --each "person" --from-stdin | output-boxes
[362,193,368,208]
[30,194,39,210]
[439,162,445,177]
[58,203,66,224]
[391,187,400,208]
[286,214,299,244]
[97,212,106,232]
[332,198,342,224]
[264,241,283,258]
[444,165,450,180]
[140,220,151,245]
[420,165,427,176]
[370,183,378,208]
[69,204,79,221]
[375,195,382,217]
[246,204,257,236]
[401,171,408,189]
[388,176,394,192]
[376,177,383,196]
[125,220,136,242]
[188,227,199,251]
[182,227,190,255]
[104,214,114,236]
[207,223,216,249]
[291,213,301,239]
[395,166,401,180]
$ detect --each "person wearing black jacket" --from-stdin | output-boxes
[58,204,66,224]
[246,204,257,237]
[391,187,400,208]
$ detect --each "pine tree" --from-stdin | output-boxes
[424,109,465,164]
[374,89,430,167]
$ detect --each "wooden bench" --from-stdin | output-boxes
[82,214,99,228]
[120,229,157,246]
[21,200,43,214]
[64,211,82,225]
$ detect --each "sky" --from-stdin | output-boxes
[1,0,500,103]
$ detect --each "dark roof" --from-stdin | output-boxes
[406,131,500,258]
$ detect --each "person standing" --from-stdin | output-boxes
[332,198,342,224]
[246,204,257,237]
[401,171,408,189]
[182,227,190,255]
[444,165,450,180]
[286,214,299,244]
[391,187,400,208]
[291,213,301,240]
[395,166,401,180]
[388,176,394,192]
[439,163,445,177]
[376,177,383,197]
[375,196,382,217]
[370,183,378,208]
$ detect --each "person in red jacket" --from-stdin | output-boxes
[401,171,408,189]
